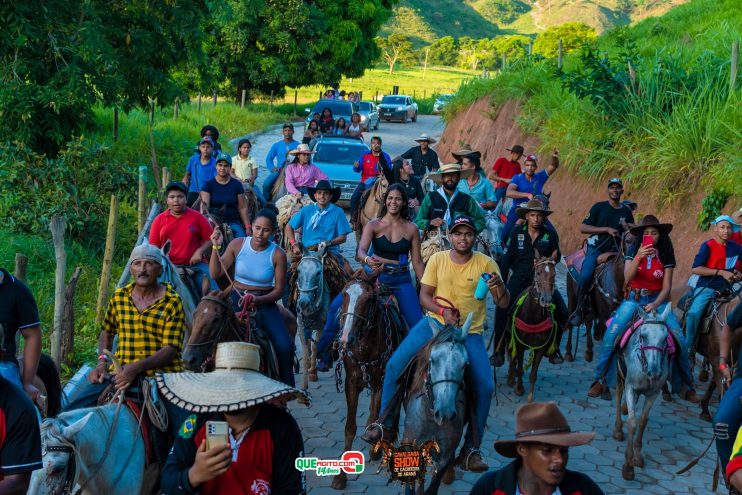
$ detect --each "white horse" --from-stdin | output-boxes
[477,210,505,260]
[613,303,673,481]
[28,403,149,495]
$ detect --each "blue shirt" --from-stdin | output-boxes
[510,170,549,207]
[458,174,497,206]
[287,203,352,255]
[186,156,217,193]
[265,139,300,173]
[201,177,245,223]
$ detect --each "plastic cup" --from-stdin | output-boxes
[474,273,492,300]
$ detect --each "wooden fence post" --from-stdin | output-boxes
[61,267,83,367]
[375,90,379,101]
[198,93,202,112]
[293,90,298,116]
[502,53,507,70]
[241,89,246,109]
[270,90,274,112]
[528,40,533,56]
[113,108,119,142]
[138,166,147,232]
[117,202,161,288]
[173,97,179,119]
[162,167,171,189]
[50,216,66,365]
[95,195,119,325]
[557,39,563,69]
[423,90,426,99]
[731,41,739,97]
[13,253,27,281]
[213,89,217,106]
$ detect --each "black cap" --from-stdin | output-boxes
[282,123,294,130]
[506,145,525,155]
[165,181,188,194]
[608,177,623,187]
[450,214,476,232]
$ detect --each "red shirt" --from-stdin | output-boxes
[731,231,741,246]
[359,153,381,183]
[629,252,668,292]
[491,157,522,189]
[150,208,213,265]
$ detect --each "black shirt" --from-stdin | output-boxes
[395,176,425,204]
[500,224,561,284]
[0,269,40,366]
[470,458,605,495]
[0,376,42,478]
[582,201,635,253]
[401,146,439,177]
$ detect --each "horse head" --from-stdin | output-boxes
[533,250,558,308]
[483,211,505,258]
[533,192,551,209]
[634,303,673,382]
[183,290,234,371]
[338,272,378,348]
[33,413,93,495]
[425,313,471,425]
[296,251,326,316]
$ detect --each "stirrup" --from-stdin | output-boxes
[462,448,482,470]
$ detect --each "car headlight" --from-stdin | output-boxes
[397,106,405,111]
[360,115,367,121]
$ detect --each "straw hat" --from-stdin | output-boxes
[288,143,316,156]
[628,214,673,236]
[414,133,437,144]
[156,342,308,413]
[516,199,553,220]
[494,402,595,458]
[428,163,473,184]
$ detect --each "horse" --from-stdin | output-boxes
[421,225,452,265]
[330,271,405,490]
[269,167,289,203]
[612,304,674,481]
[275,193,312,251]
[239,180,261,223]
[564,233,629,363]
[355,175,389,242]
[29,403,151,495]
[506,253,559,402]
[476,210,505,260]
[396,314,473,495]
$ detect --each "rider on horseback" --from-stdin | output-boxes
[350,136,393,226]
[400,133,439,181]
[362,214,510,472]
[414,163,486,233]
[453,147,498,211]
[231,138,266,206]
[150,180,217,295]
[570,178,635,326]
[262,123,300,200]
[717,303,742,483]
[492,199,568,367]
[183,136,217,206]
[488,144,524,203]
[683,215,742,354]
[585,215,698,402]
[201,153,253,238]
[284,144,328,197]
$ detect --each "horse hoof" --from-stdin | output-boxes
[584,350,593,362]
[564,352,574,363]
[527,392,534,403]
[633,456,644,468]
[507,376,515,387]
[308,371,318,382]
[613,430,625,441]
[621,402,628,416]
[515,383,525,396]
[331,474,347,490]
[441,465,455,485]
[700,411,712,422]
[662,390,672,402]
[699,369,709,383]
[622,465,635,481]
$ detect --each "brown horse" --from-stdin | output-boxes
[330,271,405,490]
[355,175,389,242]
[506,254,559,402]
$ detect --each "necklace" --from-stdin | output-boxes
[400,177,410,185]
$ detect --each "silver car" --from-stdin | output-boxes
[378,95,418,123]
[433,94,454,113]
[357,101,380,131]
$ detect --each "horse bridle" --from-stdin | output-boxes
[635,318,671,373]
[531,258,556,298]
[297,255,326,315]
[43,433,77,495]
[186,295,241,367]
[338,278,378,340]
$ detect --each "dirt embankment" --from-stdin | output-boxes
[436,97,707,283]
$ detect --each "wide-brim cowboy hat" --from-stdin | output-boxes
[451,147,482,161]
[288,143,316,156]
[495,402,595,458]
[156,342,308,413]
[414,133,437,144]
[428,163,473,184]
[308,179,341,203]
[628,214,673,236]
[516,199,554,220]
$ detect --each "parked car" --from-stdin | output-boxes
[433,94,454,113]
[304,99,358,131]
[377,95,418,123]
[357,101,380,131]
[309,135,370,205]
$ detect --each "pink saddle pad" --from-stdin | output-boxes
[612,317,676,356]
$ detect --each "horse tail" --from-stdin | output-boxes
[37,353,62,417]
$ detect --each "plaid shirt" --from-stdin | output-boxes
[102,283,185,374]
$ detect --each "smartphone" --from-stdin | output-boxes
[641,235,653,248]
[205,421,229,450]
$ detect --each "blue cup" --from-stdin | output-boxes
[474,273,492,300]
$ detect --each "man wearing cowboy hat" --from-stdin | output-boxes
[414,163,486,233]
[454,147,498,211]
[350,135,393,225]
[159,342,307,495]
[492,199,568,367]
[401,133,439,180]
[284,143,328,198]
[489,144,525,203]
[471,402,603,495]
[263,123,300,199]
[286,179,353,273]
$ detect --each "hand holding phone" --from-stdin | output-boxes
[205,421,229,450]
[641,234,654,248]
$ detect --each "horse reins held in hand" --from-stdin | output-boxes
[434,296,460,321]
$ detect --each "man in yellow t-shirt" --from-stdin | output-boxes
[362,214,510,472]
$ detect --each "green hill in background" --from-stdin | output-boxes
[382,0,688,46]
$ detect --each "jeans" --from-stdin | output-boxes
[350,182,366,217]
[494,187,507,202]
[252,184,266,206]
[577,246,602,291]
[228,222,246,238]
[0,361,22,390]
[379,317,493,448]
[715,377,742,472]
[683,286,716,351]
[262,170,281,199]
[179,262,218,294]
[230,292,295,387]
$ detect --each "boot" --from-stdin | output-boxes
[569,290,586,327]
[455,447,488,472]
[549,350,564,365]
[587,380,606,398]
[680,389,700,404]
[360,422,397,445]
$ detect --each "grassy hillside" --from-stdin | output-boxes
[382,0,689,45]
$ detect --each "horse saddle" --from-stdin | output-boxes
[678,288,730,336]
[565,241,617,281]
[611,317,677,356]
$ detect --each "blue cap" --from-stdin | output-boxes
[198,136,214,147]
[711,215,741,233]
[215,152,232,165]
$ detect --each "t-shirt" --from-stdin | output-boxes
[582,201,635,253]
[457,174,497,206]
[355,151,393,183]
[400,146,439,177]
[150,208,214,266]
[421,251,501,334]
[491,157,522,189]
[692,239,742,290]
[510,170,550,207]
[264,139,300,172]
[625,246,675,292]
[186,156,217,193]
[0,376,42,479]
[0,269,40,366]
[396,177,425,204]
[232,155,259,182]
[287,203,352,255]
[201,177,245,223]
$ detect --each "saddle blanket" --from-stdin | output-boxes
[613,317,676,356]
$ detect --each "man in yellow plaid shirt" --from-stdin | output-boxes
[63,243,188,437]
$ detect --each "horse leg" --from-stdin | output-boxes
[515,348,525,396]
[585,319,594,362]
[368,389,383,461]
[613,376,625,441]
[633,392,659,468]
[332,380,361,490]
[564,325,574,362]
[308,326,318,382]
[424,458,452,495]
[507,352,515,388]
[527,351,544,403]
[700,379,716,422]
[622,387,638,480]
[661,382,672,402]
[698,357,709,383]
[300,321,310,392]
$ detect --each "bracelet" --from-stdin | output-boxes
[98,354,107,362]
[364,256,369,265]
[719,363,729,371]
[244,224,251,229]
[289,239,296,246]
[439,307,446,316]
[212,244,220,250]
[720,356,728,362]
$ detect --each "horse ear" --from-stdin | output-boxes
[659,303,672,321]
[459,312,474,340]
[61,412,94,440]
[162,240,171,257]
[429,318,441,337]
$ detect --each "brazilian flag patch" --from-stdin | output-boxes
[179,414,197,439]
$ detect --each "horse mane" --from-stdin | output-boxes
[349,268,378,284]
[37,353,62,417]
[409,326,456,394]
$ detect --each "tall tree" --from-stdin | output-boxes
[376,34,415,74]
[427,36,458,66]
[533,22,598,59]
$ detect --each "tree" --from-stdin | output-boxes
[478,0,531,25]
[533,22,598,59]
[427,36,458,66]
[376,34,415,74]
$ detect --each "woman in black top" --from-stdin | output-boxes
[393,158,425,217]
[319,108,334,134]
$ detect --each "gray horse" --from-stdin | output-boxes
[478,210,505,260]
[28,403,149,495]
[295,244,332,391]
[612,303,673,481]
[401,313,472,495]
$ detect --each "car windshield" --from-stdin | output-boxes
[311,101,353,115]
[381,96,406,105]
[358,102,373,111]
[315,142,368,164]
